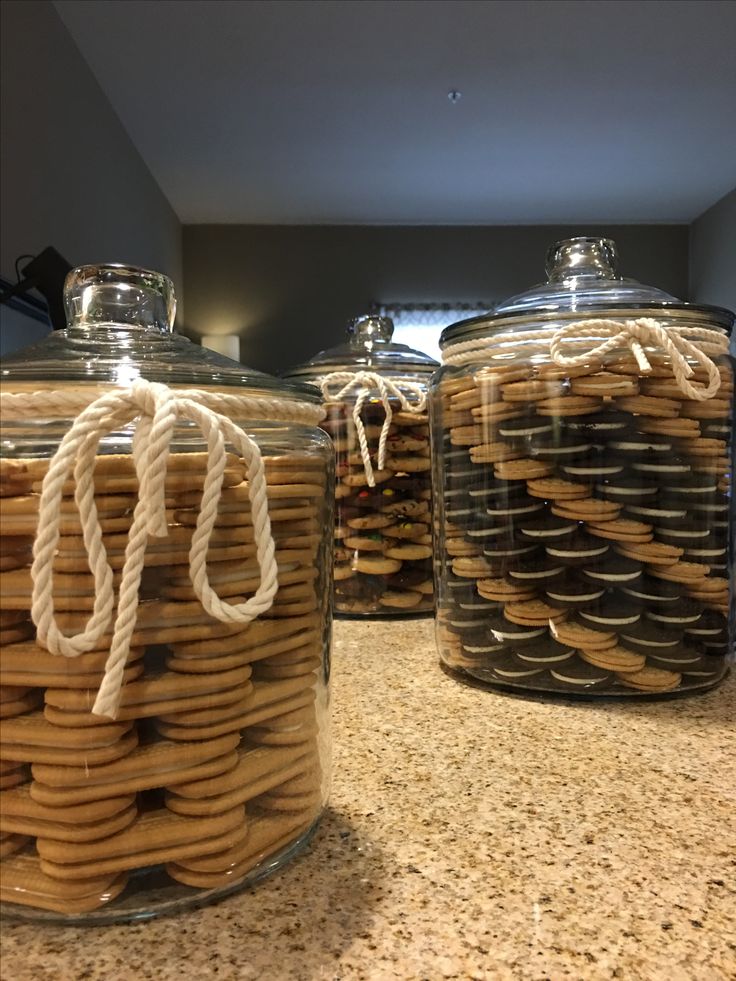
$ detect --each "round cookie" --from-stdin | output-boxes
[486,613,548,646]
[582,554,642,584]
[515,636,576,665]
[617,620,682,653]
[580,644,646,673]
[350,555,402,576]
[550,657,612,690]
[378,590,423,609]
[544,575,606,609]
[617,666,681,693]
[488,653,547,680]
[578,596,642,627]
[545,534,609,565]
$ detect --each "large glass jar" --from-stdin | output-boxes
[285,316,438,616]
[431,238,733,697]
[0,265,333,921]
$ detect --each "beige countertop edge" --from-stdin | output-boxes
[1,618,734,981]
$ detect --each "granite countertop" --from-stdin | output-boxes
[1,618,734,980]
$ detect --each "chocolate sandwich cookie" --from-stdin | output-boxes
[444,612,492,634]
[662,473,719,498]
[684,610,728,638]
[466,477,527,502]
[679,655,727,679]
[608,432,673,455]
[484,498,546,519]
[445,573,473,594]
[507,557,566,583]
[621,574,683,605]
[480,537,540,561]
[630,459,691,477]
[465,522,515,542]
[581,554,642,584]
[654,519,712,544]
[456,590,503,613]
[646,599,703,626]
[529,435,593,460]
[579,595,642,627]
[445,501,476,527]
[625,503,687,523]
[686,493,730,516]
[645,644,706,672]
[699,638,729,657]
[496,416,555,439]
[444,486,469,509]
[458,627,507,656]
[489,653,547,680]
[445,466,476,489]
[515,635,576,665]
[559,452,625,478]
[486,613,548,646]
[594,476,658,504]
[562,411,632,435]
[700,421,731,439]
[685,546,727,574]
[617,619,682,653]
[545,534,609,565]
[544,574,606,609]
[549,656,613,690]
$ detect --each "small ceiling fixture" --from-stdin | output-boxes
[447,89,462,104]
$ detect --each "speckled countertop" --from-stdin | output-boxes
[1,619,734,980]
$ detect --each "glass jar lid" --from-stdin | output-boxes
[285,314,439,379]
[1,263,320,403]
[496,237,678,313]
[441,237,733,348]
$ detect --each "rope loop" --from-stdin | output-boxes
[4,380,321,718]
[320,370,427,486]
[441,318,729,402]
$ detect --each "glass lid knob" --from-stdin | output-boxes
[346,315,395,344]
[545,237,620,283]
[64,264,176,334]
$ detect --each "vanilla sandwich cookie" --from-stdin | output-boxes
[0,851,128,914]
[37,806,247,880]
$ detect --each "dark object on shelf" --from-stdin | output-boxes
[0,247,72,330]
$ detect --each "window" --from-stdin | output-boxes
[377,303,492,361]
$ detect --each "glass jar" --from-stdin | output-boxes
[0,264,333,921]
[431,238,734,697]
[285,315,438,616]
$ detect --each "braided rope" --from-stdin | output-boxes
[441,317,729,401]
[3,379,321,719]
[0,386,326,424]
[320,371,427,487]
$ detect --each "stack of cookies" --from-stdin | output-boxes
[324,398,434,615]
[0,446,330,915]
[436,356,732,695]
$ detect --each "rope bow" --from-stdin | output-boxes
[320,371,427,486]
[549,318,727,401]
[28,379,280,718]
[441,317,729,402]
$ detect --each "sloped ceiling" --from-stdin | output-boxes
[55,0,736,224]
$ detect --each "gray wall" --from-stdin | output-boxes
[183,224,689,373]
[689,188,736,314]
[0,0,182,348]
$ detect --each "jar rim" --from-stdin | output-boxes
[440,301,734,350]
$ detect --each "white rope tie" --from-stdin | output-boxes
[441,317,729,401]
[320,371,427,487]
[0,380,322,719]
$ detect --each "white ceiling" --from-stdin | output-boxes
[55,0,736,225]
